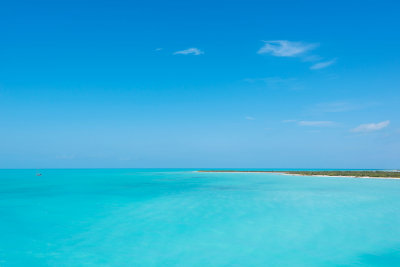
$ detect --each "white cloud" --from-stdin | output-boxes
[154,48,163,51]
[351,120,390,133]
[284,120,335,127]
[245,116,256,120]
[298,121,334,126]
[310,58,336,70]
[258,40,318,57]
[257,40,338,69]
[173,48,204,56]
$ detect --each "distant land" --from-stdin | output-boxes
[197,170,400,179]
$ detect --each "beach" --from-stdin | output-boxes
[197,170,400,179]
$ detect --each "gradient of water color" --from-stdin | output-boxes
[1,169,400,266]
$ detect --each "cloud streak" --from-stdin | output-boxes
[173,48,204,56]
[284,120,335,127]
[298,121,335,126]
[257,40,337,70]
[351,120,390,133]
[310,59,336,70]
[258,40,318,57]
[245,116,256,120]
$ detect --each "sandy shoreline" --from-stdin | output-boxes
[196,171,400,180]
[278,172,400,180]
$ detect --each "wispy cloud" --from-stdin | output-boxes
[351,120,390,133]
[258,40,318,57]
[257,40,337,70]
[154,48,163,51]
[283,120,335,127]
[310,58,336,70]
[173,48,204,56]
[298,121,335,126]
[245,116,256,120]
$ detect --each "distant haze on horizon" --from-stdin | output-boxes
[0,0,399,169]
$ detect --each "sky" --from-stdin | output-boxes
[0,0,400,169]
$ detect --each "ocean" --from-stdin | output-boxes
[1,169,400,266]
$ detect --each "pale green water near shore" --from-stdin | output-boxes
[1,169,400,266]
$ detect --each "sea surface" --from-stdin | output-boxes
[1,169,400,266]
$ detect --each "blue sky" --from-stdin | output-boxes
[1,0,399,169]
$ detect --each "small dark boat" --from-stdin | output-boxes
[36,173,42,176]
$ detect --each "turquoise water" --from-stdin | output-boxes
[1,169,400,266]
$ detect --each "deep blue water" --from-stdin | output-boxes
[1,169,400,266]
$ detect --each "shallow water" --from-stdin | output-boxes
[1,169,400,266]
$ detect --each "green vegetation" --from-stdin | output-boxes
[197,170,400,178]
[282,170,400,178]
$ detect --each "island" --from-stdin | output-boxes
[197,170,400,179]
